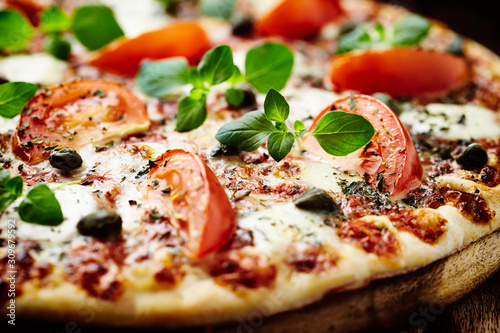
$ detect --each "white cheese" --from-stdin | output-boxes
[0,53,68,86]
[400,103,500,140]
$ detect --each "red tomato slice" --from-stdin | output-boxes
[5,0,46,26]
[12,79,150,164]
[139,149,235,259]
[302,95,422,197]
[257,0,343,39]
[90,21,210,76]
[330,48,470,97]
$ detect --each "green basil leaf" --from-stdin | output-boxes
[71,6,124,51]
[0,10,34,50]
[336,25,372,54]
[0,169,10,185]
[40,6,71,34]
[311,111,374,156]
[267,132,294,162]
[294,120,306,137]
[199,0,236,19]
[175,95,207,132]
[18,184,63,226]
[228,65,244,85]
[216,111,278,151]
[44,36,72,60]
[136,58,189,98]
[374,22,385,40]
[275,122,287,132]
[245,43,294,93]
[225,87,244,107]
[6,176,23,197]
[0,82,38,119]
[198,45,234,86]
[391,14,431,47]
[263,88,289,123]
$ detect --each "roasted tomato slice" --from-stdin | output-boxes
[5,0,47,26]
[329,48,470,97]
[257,0,343,39]
[303,95,422,197]
[12,79,150,164]
[90,22,210,76]
[139,149,235,259]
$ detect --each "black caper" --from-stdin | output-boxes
[0,77,9,85]
[231,15,254,36]
[49,147,83,172]
[447,36,465,57]
[293,188,339,213]
[210,143,240,157]
[373,93,403,116]
[77,211,122,239]
[456,143,488,170]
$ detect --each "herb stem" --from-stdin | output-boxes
[50,180,82,191]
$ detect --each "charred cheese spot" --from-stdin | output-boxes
[285,244,337,273]
[338,219,399,256]
[446,190,494,224]
[207,251,276,289]
[390,209,447,244]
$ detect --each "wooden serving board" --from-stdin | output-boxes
[6,229,500,333]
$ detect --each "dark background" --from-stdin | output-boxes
[379,0,500,55]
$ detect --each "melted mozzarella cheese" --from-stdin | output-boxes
[400,103,500,140]
[0,53,68,86]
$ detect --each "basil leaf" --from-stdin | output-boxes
[0,82,38,119]
[311,111,374,156]
[71,6,124,51]
[18,184,63,226]
[44,36,72,60]
[225,87,244,107]
[391,14,431,47]
[175,95,207,132]
[198,45,234,86]
[263,88,289,123]
[40,6,71,34]
[294,120,306,137]
[374,22,385,40]
[0,170,22,212]
[245,43,294,93]
[216,111,277,151]
[0,10,34,50]
[267,132,294,162]
[275,122,287,132]
[136,58,189,98]
[228,65,244,85]
[199,0,236,19]
[336,25,372,54]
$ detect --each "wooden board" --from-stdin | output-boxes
[5,229,499,333]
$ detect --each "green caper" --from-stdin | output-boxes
[77,211,122,239]
[49,147,83,172]
[293,188,339,213]
[456,143,488,170]
[231,15,254,36]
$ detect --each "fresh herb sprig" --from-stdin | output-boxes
[337,14,431,54]
[0,82,38,119]
[216,89,375,162]
[136,42,294,132]
[0,168,64,226]
[0,5,123,60]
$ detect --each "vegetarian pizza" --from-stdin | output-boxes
[1,0,500,328]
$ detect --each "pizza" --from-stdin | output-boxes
[0,0,500,329]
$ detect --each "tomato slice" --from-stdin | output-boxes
[302,95,422,197]
[139,149,235,259]
[90,21,210,76]
[12,79,150,164]
[5,0,46,26]
[329,48,470,97]
[257,0,343,39]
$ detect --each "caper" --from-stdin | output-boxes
[293,188,339,213]
[456,143,488,170]
[210,143,240,157]
[231,15,254,37]
[447,36,465,57]
[49,147,83,172]
[226,86,257,109]
[77,211,122,239]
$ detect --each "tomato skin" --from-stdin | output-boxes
[12,79,150,164]
[303,95,422,197]
[5,0,46,26]
[329,48,470,97]
[90,22,210,76]
[257,0,343,39]
[139,149,235,259]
